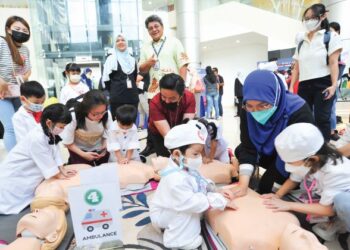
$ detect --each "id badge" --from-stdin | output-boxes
[153,60,160,71]
[126,78,132,89]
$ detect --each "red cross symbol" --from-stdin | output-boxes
[100,211,108,217]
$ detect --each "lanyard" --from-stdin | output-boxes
[152,36,167,57]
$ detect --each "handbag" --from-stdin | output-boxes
[3,63,23,98]
[194,79,204,93]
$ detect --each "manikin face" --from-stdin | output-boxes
[279,224,327,250]
[17,207,60,241]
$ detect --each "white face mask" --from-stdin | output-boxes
[69,74,81,83]
[27,102,44,113]
[51,126,64,135]
[186,156,203,171]
[285,163,310,178]
[303,19,321,32]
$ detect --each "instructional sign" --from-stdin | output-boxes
[68,165,123,247]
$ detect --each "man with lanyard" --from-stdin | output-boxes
[139,14,189,157]
[148,73,195,157]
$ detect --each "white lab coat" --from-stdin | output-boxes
[107,122,140,161]
[0,126,61,215]
[149,158,227,249]
[12,106,39,143]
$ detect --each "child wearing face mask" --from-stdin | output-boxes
[59,63,89,105]
[263,123,350,242]
[149,120,236,250]
[0,104,76,215]
[107,104,140,164]
[12,81,46,143]
[60,90,113,166]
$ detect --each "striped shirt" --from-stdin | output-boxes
[0,37,31,85]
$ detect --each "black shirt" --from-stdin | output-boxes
[217,75,224,95]
[106,62,139,104]
[234,78,243,98]
[236,103,314,167]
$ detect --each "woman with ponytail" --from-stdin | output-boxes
[289,3,342,141]
[0,16,32,151]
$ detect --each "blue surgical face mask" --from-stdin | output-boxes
[251,106,277,125]
[27,102,44,113]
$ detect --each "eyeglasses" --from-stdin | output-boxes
[89,110,107,117]
[243,102,272,112]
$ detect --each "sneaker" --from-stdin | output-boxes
[140,155,147,163]
[140,145,155,157]
[312,219,347,241]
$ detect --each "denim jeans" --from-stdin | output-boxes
[330,91,338,131]
[0,98,21,151]
[206,94,219,119]
[218,94,223,116]
[333,192,350,231]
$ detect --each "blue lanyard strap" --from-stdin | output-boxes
[152,36,167,57]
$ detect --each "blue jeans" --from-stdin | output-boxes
[330,91,337,131]
[0,98,21,151]
[334,192,350,231]
[206,94,219,119]
[218,94,223,116]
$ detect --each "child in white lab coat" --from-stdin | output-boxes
[107,104,140,163]
[263,123,350,242]
[12,81,46,143]
[0,104,76,215]
[149,120,236,249]
[59,63,89,105]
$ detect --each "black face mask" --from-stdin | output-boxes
[163,101,178,110]
[11,30,30,43]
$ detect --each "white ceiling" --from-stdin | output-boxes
[200,32,267,52]
[142,0,173,11]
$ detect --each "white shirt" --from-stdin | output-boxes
[0,126,61,214]
[12,106,39,143]
[60,111,113,152]
[59,82,89,104]
[149,158,226,248]
[293,30,342,82]
[107,122,140,160]
[310,157,350,206]
[204,121,229,163]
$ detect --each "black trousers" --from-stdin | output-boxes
[149,132,170,157]
[110,102,138,121]
[298,77,335,141]
[258,163,288,194]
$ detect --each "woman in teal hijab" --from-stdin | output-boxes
[102,34,139,119]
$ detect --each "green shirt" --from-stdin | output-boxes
[139,35,189,99]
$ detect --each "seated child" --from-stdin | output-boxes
[0,104,76,215]
[12,81,46,143]
[149,121,236,249]
[107,104,140,164]
[185,118,230,163]
[263,123,350,242]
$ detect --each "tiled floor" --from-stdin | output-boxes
[0,104,349,249]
